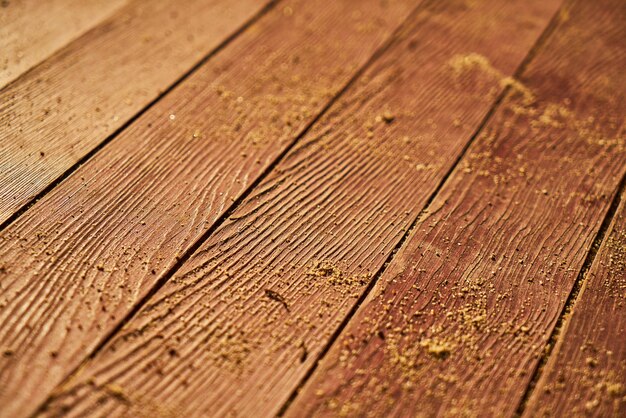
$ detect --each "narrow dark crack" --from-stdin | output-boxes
[514,170,626,416]
[29,0,438,415]
[277,1,569,415]
[0,0,280,234]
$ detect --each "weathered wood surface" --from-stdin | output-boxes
[37,0,564,417]
[0,0,420,416]
[524,193,626,417]
[287,0,626,416]
[0,0,128,89]
[0,0,269,225]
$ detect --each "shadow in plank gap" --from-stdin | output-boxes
[0,0,419,416]
[0,0,128,89]
[523,184,626,417]
[34,0,562,417]
[288,0,626,417]
[0,0,271,226]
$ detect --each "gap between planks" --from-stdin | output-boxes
[0,0,128,90]
[34,0,568,415]
[0,0,276,227]
[2,0,424,414]
[514,170,626,416]
[277,1,567,414]
[29,1,428,416]
[284,0,625,413]
[0,0,279,234]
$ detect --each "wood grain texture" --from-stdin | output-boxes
[288,0,626,416]
[523,194,626,417]
[0,0,128,89]
[38,0,564,416]
[0,1,419,416]
[0,0,269,225]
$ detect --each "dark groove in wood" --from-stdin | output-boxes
[0,0,128,91]
[22,2,424,416]
[33,5,414,412]
[278,4,566,414]
[514,170,626,416]
[37,0,565,416]
[0,0,279,236]
[0,0,274,226]
[287,0,625,414]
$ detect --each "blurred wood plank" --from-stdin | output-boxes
[36,0,563,417]
[287,0,626,416]
[0,0,128,89]
[0,0,419,416]
[523,194,626,417]
[0,0,270,225]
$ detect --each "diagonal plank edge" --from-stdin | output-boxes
[36,0,563,416]
[0,0,420,416]
[0,0,129,90]
[287,0,626,416]
[0,0,272,226]
[0,0,280,235]
[522,183,626,416]
[279,6,570,412]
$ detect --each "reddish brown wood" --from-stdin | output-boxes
[287,0,626,416]
[0,0,269,225]
[36,1,563,417]
[523,195,626,417]
[0,1,419,416]
[0,0,128,89]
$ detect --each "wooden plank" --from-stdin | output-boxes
[37,1,564,417]
[0,0,128,89]
[0,0,270,225]
[523,194,626,417]
[287,0,626,416]
[0,1,420,416]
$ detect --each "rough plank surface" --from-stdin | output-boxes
[524,194,626,417]
[38,0,563,416]
[0,0,128,89]
[288,0,626,416]
[0,0,419,416]
[0,0,269,225]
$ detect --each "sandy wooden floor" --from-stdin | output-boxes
[0,0,624,417]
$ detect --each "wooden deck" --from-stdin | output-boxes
[0,0,624,417]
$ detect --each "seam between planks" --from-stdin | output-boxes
[277,1,568,415]
[0,1,129,93]
[0,0,280,235]
[30,2,433,414]
[514,170,626,417]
